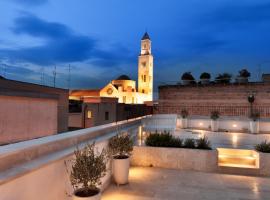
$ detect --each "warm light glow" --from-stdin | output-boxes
[217,148,258,168]
[232,134,238,143]
[199,122,203,126]
[87,110,92,119]
[232,124,237,128]
[199,130,205,138]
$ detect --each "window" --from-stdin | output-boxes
[123,96,126,103]
[144,75,146,82]
[142,89,145,93]
[105,111,109,120]
[87,110,92,119]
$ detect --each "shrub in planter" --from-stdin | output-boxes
[215,73,232,84]
[255,141,270,153]
[239,69,251,78]
[196,137,212,150]
[249,112,260,134]
[183,138,196,148]
[236,69,250,83]
[180,109,188,128]
[69,143,107,200]
[145,132,182,148]
[210,111,220,132]
[200,72,211,84]
[108,133,133,185]
[181,72,196,85]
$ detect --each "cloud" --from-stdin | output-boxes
[11,14,70,39]
[0,13,131,66]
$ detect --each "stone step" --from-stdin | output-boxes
[218,166,260,176]
[218,155,257,166]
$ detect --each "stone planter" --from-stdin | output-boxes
[182,80,192,85]
[236,77,248,83]
[73,189,101,200]
[211,120,219,132]
[258,152,270,176]
[250,121,259,134]
[200,79,210,85]
[112,156,130,185]
[181,118,188,128]
[131,146,218,172]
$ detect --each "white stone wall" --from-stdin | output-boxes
[0,118,142,200]
[131,146,218,172]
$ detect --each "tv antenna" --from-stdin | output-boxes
[40,67,45,85]
[53,65,57,87]
[67,64,71,89]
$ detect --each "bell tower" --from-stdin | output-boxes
[138,32,153,102]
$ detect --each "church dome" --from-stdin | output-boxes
[116,74,132,80]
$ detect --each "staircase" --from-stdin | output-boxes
[217,148,260,176]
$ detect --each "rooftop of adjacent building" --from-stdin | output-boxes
[0,77,68,99]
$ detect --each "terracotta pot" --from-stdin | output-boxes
[73,188,101,200]
[181,118,188,128]
[112,156,130,185]
[211,120,219,132]
[250,121,259,134]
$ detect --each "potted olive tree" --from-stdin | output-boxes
[180,109,189,128]
[69,143,107,200]
[215,73,232,84]
[109,133,133,185]
[236,69,250,83]
[249,112,260,134]
[181,72,196,85]
[200,72,211,85]
[210,111,220,132]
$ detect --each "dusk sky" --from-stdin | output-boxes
[0,0,270,93]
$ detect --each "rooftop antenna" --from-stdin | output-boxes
[40,67,45,85]
[53,65,57,87]
[67,64,71,89]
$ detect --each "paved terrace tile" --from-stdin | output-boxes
[102,167,270,200]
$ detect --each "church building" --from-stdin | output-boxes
[70,32,154,104]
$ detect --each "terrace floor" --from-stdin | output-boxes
[102,167,270,200]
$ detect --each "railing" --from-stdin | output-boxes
[0,117,144,200]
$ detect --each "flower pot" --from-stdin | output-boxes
[182,80,192,85]
[181,118,188,128]
[250,121,259,134]
[200,79,210,85]
[73,188,101,200]
[112,156,130,185]
[211,120,219,132]
[236,77,248,83]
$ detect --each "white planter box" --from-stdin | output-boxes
[250,121,259,134]
[181,118,188,128]
[211,120,219,132]
[131,146,218,172]
[112,157,130,185]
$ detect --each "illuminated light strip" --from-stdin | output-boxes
[218,155,257,160]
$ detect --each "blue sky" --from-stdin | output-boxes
[0,0,270,92]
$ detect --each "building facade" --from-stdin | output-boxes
[70,32,154,104]
[69,96,152,129]
[0,78,69,145]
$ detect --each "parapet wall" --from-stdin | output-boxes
[157,83,270,118]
